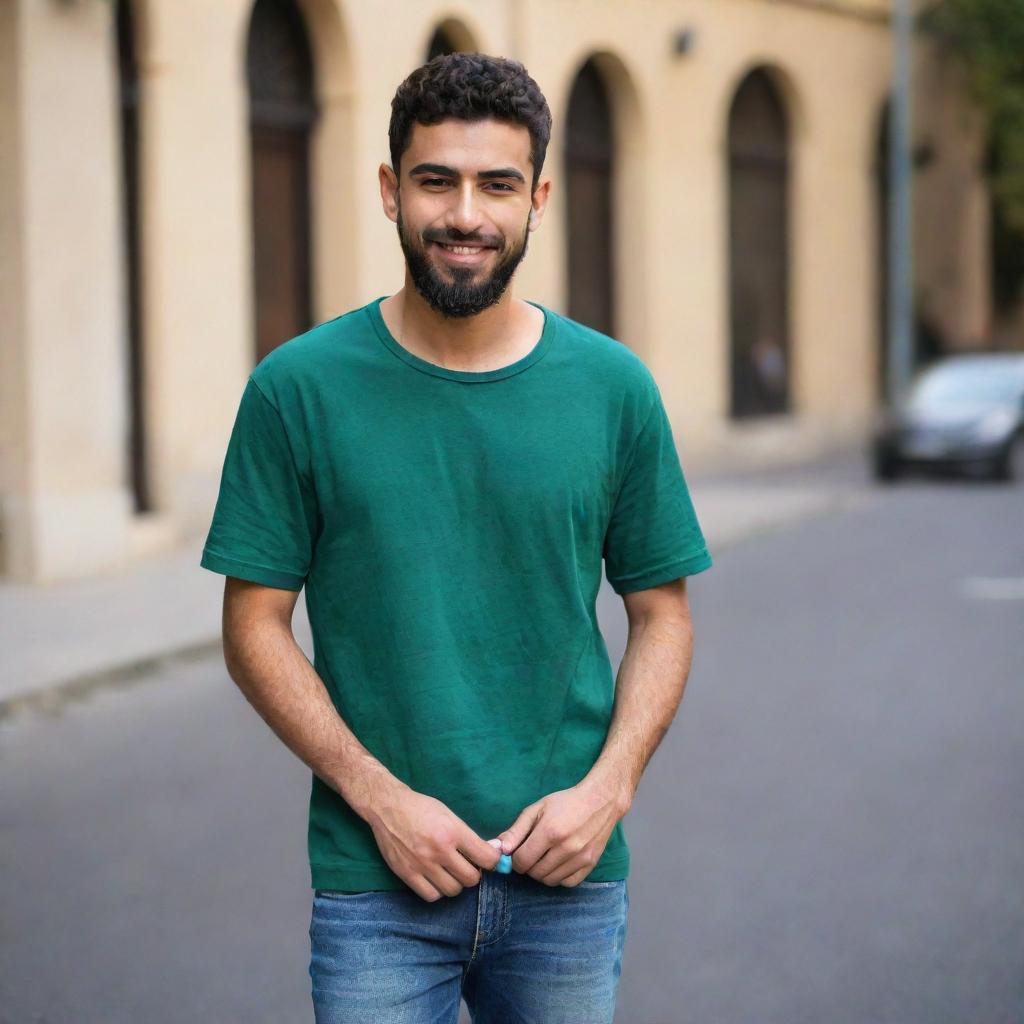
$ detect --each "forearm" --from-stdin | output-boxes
[223,618,406,824]
[585,610,695,812]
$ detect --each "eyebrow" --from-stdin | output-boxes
[409,162,526,184]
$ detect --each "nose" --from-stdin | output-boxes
[445,182,484,237]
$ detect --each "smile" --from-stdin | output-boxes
[432,241,496,263]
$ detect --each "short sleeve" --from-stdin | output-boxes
[200,376,319,591]
[603,387,712,595]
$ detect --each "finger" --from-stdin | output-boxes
[528,851,585,884]
[529,847,580,884]
[539,855,591,887]
[511,828,553,874]
[458,826,505,870]
[425,864,467,900]
[409,874,445,903]
[498,802,543,856]
[445,849,486,888]
[558,865,593,888]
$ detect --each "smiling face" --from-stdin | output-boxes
[381,117,550,318]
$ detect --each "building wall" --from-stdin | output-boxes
[0,0,25,580]
[1,0,131,581]
[0,0,991,582]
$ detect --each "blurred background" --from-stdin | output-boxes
[1,1,1022,1022]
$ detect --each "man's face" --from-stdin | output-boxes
[385,118,546,318]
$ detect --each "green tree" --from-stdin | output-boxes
[922,0,1024,310]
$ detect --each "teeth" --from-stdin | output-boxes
[440,244,484,255]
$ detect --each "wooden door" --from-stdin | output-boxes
[566,59,614,338]
[728,69,791,419]
[247,0,316,363]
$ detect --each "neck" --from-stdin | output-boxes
[381,275,534,370]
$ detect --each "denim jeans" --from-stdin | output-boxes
[309,869,629,1023]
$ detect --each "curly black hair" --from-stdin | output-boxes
[388,53,552,192]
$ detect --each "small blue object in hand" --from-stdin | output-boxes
[495,854,512,874]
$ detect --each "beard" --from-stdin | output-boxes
[396,202,531,319]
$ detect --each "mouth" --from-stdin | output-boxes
[431,240,497,265]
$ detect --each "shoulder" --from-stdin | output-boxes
[539,305,660,406]
[249,300,379,405]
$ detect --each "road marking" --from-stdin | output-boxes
[962,577,1024,601]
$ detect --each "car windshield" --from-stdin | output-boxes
[908,364,1023,410]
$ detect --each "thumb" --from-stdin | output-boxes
[463,828,503,869]
[498,802,543,855]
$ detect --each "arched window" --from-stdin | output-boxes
[727,69,791,418]
[116,0,150,512]
[565,58,614,337]
[246,0,317,362]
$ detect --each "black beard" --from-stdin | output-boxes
[396,205,530,319]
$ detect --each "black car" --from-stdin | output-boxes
[872,353,1024,482]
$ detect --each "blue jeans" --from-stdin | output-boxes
[309,869,629,1023]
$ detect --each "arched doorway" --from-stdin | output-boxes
[424,18,476,61]
[116,0,150,513]
[727,68,791,419]
[565,58,614,337]
[246,0,317,362]
[426,25,458,60]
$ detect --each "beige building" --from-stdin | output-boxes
[0,0,994,583]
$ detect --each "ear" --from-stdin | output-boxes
[528,176,552,232]
[379,163,400,224]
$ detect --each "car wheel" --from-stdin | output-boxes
[993,432,1024,482]
[872,449,900,482]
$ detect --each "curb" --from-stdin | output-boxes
[0,637,224,724]
[2,476,872,725]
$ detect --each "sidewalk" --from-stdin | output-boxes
[0,452,873,718]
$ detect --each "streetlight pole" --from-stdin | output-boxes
[887,0,915,407]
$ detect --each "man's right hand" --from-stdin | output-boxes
[365,781,503,902]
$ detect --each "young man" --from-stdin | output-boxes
[201,52,711,1024]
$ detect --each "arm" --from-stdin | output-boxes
[221,577,501,899]
[221,576,399,821]
[584,575,695,811]
[499,576,696,886]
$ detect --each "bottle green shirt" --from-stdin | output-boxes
[200,296,712,892]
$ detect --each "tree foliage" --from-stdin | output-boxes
[921,0,1024,308]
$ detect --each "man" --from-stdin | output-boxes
[201,52,711,1024]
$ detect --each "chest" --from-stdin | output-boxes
[311,392,619,556]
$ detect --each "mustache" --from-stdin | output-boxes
[423,230,502,248]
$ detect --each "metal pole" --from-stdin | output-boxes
[888,0,915,407]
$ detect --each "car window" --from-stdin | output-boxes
[910,365,1024,409]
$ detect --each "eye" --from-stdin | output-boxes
[420,177,449,187]
[486,182,515,192]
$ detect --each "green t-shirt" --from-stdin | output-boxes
[200,296,712,892]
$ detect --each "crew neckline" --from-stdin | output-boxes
[366,295,556,383]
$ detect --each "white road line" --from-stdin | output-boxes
[961,577,1024,601]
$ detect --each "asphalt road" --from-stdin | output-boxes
[2,460,1022,1023]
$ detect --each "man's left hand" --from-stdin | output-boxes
[496,778,628,887]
